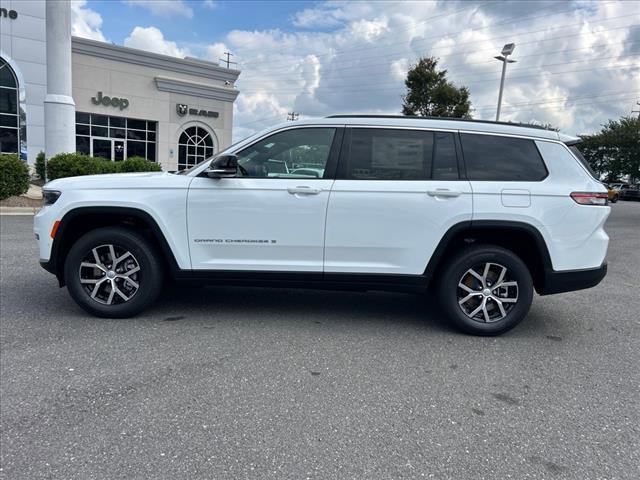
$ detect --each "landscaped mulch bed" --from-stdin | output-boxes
[0,196,42,208]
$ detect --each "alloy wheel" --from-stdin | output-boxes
[457,262,518,323]
[78,244,140,305]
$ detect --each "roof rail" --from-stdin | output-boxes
[325,114,553,131]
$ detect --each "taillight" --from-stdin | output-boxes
[570,192,608,206]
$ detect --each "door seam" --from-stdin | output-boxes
[322,180,336,275]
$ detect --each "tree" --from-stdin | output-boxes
[579,116,640,183]
[402,57,472,118]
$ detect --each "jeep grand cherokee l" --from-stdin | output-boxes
[35,116,609,335]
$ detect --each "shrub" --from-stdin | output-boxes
[119,156,162,173]
[35,151,46,180]
[0,153,30,200]
[46,153,99,180]
[96,157,120,174]
[46,153,162,180]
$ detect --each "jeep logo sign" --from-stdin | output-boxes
[91,91,129,110]
[176,103,219,118]
[0,7,18,20]
[0,8,18,19]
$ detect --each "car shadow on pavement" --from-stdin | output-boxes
[148,284,456,334]
[144,283,555,339]
[27,275,549,339]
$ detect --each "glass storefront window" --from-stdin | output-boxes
[0,58,21,156]
[75,112,157,163]
[177,126,215,170]
[76,136,90,155]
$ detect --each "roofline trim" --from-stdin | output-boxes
[71,37,241,83]
[326,114,554,131]
[155,76,239,102]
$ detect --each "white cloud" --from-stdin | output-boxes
[124,27,190,58]
[292,2,376,29]
[202,0,217,10]
[233,92,289,141]
[123,0,193,18]
[222,0,640,138]
[112,1,637,138]
[71,0,106,42]
[205,42,228,65]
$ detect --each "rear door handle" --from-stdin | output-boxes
[427,189,461,198]
[287,186,322,195]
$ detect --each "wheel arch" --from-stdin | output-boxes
[49,206,180,286]
[424,220,553,294]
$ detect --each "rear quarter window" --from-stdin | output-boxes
[460,133,548,181]
[568,145,599,180]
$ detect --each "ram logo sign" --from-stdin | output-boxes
[176,104,188,116]
[176,104,219,118]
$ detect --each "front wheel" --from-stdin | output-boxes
[610,194,618,203]
[64,227,164,318]
[437,245,533,336]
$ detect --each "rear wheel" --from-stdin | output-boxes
[64,227,163,318]
[437,245,533,336]
[611,194,618,203]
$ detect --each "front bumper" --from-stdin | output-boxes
[40,259,65,286]
[40,259,56,275]
[540,262,607,295]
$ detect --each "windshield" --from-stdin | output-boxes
[174,158,209,175]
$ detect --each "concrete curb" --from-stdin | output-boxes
[0,207,40,216]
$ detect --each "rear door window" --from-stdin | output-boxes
[460,133,547,181]
[432,131,459,180]
[342,128,459,180]
[345,128,433,180]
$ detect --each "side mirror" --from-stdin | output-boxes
[206,154,238,178]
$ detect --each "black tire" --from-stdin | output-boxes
[64,227,164,318]
[610,194,618,203]
[437,244,533,336]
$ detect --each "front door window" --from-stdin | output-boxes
[235,128,336,178]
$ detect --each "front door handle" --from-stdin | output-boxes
[427,189,461,198]
[287,186,321,195]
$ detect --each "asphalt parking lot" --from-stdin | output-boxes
[1,203,639,479]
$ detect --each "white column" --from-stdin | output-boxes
[44,0,75,158]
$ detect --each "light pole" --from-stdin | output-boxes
[494,43,516,121]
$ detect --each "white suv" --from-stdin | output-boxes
[34,116,610,335]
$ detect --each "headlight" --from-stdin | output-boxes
[42,190,61,206]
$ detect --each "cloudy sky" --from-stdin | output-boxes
[72,0,640,139]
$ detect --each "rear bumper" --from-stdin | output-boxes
[540,262,607,295]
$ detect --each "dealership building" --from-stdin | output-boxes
[0,0,240,170]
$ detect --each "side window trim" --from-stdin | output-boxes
[323,126,345,180]
[335,127,352,180]
[454,131,468,181]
